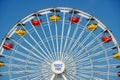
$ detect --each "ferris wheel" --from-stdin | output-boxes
[0,7,120,80]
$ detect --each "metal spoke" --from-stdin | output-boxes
[50,74,55,80]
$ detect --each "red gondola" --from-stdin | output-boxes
[101,36,112,43]
[31,20,42,26]
[69,17,80,23]
[117,72,120,77]
[3,43,13,50]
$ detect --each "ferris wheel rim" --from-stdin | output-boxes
[0,7,119,54]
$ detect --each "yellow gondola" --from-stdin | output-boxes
[87,24,98,31]
[0,61,4,67]
[50,15,60,22]
[113,53,120,59]
[15,29,26,36]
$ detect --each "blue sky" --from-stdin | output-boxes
[0,0,120,79]
[0,0,120,44]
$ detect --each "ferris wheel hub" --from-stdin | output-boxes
[51,60,65,74]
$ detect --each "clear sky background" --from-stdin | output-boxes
[0,0,120,79]
[0,0,120,45]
